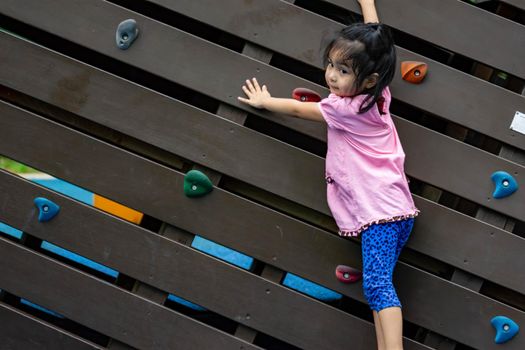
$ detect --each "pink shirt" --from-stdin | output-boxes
[318,87,419,237]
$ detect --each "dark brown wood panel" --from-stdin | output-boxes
[0,170,522,349]
[1,1,524,349]
[0,302,103,350]
[397,118,523,218]
[123,0,525,151]
[503,0,525,10]
[0,32,523,222]
[0,237,262,350]
[0,182,389,350]
[1,77,525,296]
[325,0,525,79]
[0,108,524,348]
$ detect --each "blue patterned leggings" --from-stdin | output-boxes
[361,218,415,312]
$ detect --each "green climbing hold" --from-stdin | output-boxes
[184,170,213,198]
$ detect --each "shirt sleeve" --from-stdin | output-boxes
[318,90,392,134]
[317,94,363,132]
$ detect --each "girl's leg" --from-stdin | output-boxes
[361,221,406,350]
[373,310,386,350]
[378,219,414,350]
[394,219,414,262]
[378,306,404,350]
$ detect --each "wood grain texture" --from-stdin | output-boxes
[0,107,524,348]
[0,237,262,350]
[135,0,525,150]
[1,32,523,221]
[326,0,525,79]
[0,302,104,350]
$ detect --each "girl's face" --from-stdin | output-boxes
[325,52,358,97]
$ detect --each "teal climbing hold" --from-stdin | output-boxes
[491,171,518,199]
[116,19,139,50]
[491,316,519,344]
[34,197,60,222]
[184,170,213,198]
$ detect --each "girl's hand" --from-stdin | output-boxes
[238,78,271,109]
[357,0,379,23]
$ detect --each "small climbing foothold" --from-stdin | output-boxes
[335,265,362,284]
[116,19,139,50]
[184,170,213,198]
[34,197,60,222]
[292,88,322,103]
[491,171,518,199]
[401,61,428,84]
[491,316,519,344]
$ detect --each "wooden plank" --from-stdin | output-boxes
[432,81,525,349]
[2,102,525,296]
[0,0,525,156]
[1,33,524,223]
[107,340,136,350]
[0,113,523,348]
[0,302,103,350]
[0,171,430,350]
[397,119,523,221]
[0,237,262,350]
[3,83,525,286]
[0,218,369,349]
[324,0,525,79]
[2,92,525,288]
[206,40,274,344]
[0,171,515,350]
[502,0,525,10]
[134,0,525,151]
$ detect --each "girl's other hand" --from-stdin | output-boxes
[357,0,379,23]
[238,78,271,109]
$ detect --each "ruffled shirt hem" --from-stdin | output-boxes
[338,209,420,237]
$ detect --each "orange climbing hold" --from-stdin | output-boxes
[401,61,428,84]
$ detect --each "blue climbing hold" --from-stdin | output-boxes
[34,197,60,222]
[491,171,518,199]
[491,316,519,344]
[116,19,139,50]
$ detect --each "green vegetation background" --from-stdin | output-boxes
[0,157,38,174]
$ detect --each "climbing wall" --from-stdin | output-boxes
[0,0,524,349]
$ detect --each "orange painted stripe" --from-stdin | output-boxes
[93,194,143,224]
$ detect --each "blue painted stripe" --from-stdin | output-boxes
[20,299,65,318]
[41,241,119,278]
[191,236,254,270]
[283,273,342,302]
[167,294,207,311]
[0,222,23,239]
[30,177,94,205]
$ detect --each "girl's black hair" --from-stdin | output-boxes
[323,22,396,113]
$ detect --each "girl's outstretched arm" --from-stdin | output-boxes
[238,78,324,122]
[358,0,380,23]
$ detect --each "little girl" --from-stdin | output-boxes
[238,1,419,349]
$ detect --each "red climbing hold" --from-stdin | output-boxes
[401,61,428,84]
[335,265,362,283]
[292,88,322,102]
